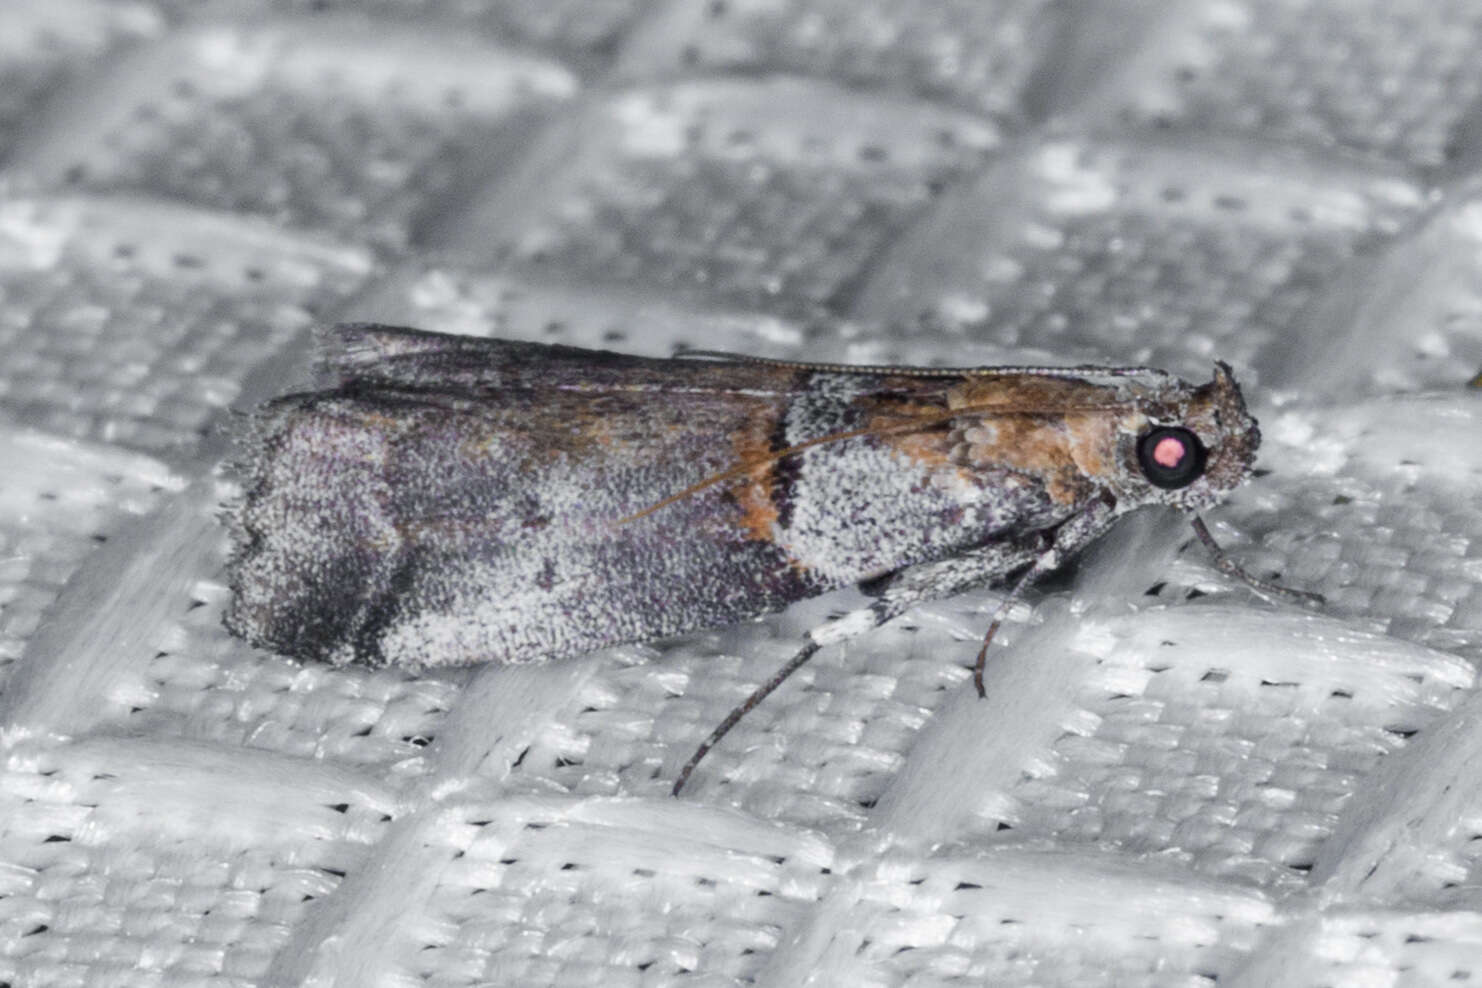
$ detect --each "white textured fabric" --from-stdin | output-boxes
[2,2,1482,986]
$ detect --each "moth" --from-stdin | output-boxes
[225,324,1315,792]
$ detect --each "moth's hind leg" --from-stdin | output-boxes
[670,534,1048,795]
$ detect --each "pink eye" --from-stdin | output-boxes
[1152,435,1187,469]
[1137,426,1206,489]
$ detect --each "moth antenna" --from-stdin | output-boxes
[675,349,1177,381]
[1188,515,1325,606]
[619,400,1131,525]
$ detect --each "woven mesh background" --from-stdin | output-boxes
[2,2,1482,985]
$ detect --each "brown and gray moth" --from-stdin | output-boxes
[224,324,1317,792]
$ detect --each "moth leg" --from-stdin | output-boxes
[670,536,1046,796]
[670,636,824,797]
[971,499,1123,697]
[1188,515,1325,606]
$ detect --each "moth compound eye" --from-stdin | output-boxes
[1137,426,1206,489]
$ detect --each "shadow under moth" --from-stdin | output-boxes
[224,324,1316,792]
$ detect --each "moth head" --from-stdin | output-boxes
[1124,362,1260,510]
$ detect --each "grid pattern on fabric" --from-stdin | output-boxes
[0,196,372,449]
[2,2,1482,986]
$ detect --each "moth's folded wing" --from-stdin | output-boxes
[223,377,816,667]
[316,323,811,397]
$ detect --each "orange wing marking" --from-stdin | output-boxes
[615,399,1131,526]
